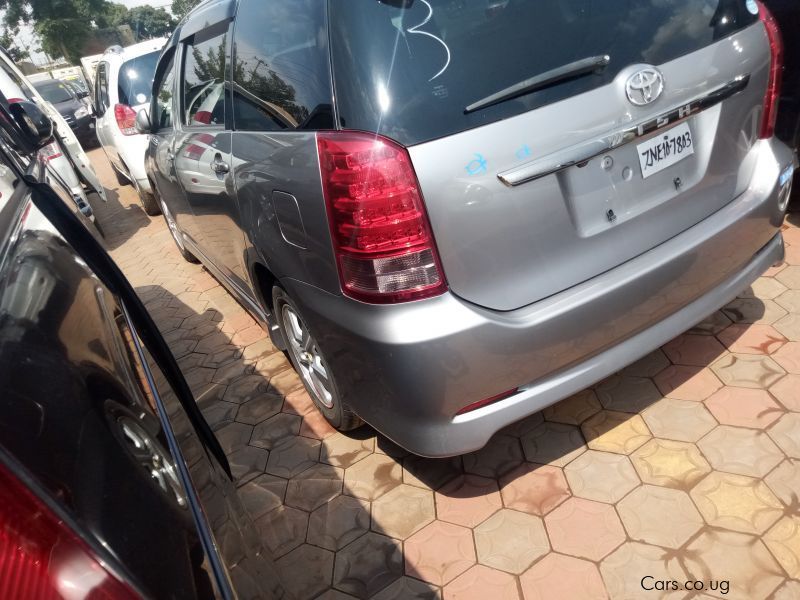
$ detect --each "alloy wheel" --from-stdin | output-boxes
[281,304,334,408]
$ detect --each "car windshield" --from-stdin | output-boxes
[35,82,74,104]
[329,0,759,146]
[118,50,160,107]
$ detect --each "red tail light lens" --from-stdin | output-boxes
[0,461,139,599]
[317,131,447,303]
[114,104,137,136]
[39,141,62,162]
[456,388,519,416]
[758,1,784,139]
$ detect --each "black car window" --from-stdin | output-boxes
[118,50,160,108]
[182,26,227,128]
[329,0,760,146]
[34,82,74,104]
[231,0,333,131]
[96,62,110,115]
[154,51,176,131]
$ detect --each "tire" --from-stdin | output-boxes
[113,165,130,186]
[85,192,105,239]
[139,189,162,216]
[158,193,199,263]
[273,286,363,431]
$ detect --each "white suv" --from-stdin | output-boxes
[94,38,166,215]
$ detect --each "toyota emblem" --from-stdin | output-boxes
[625,68,665,106]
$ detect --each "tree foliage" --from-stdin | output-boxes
[171,0,201,21]
[0,26,32,62]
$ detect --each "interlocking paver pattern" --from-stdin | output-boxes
[91,146,800,598]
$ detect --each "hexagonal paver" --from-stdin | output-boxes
[215,421,253,453]
[581,411,651,454]
[344,453,402,501]
[773,342,800,374]
[704,387,784,428]
[239,473,287,520]
[723,297,788,325]
[307,495,370,552]
[622,349,671,377]
[543,389,601,425]
[520,422,587,466]
[545,498,625,561]
[600,542,687,600]
[777,290,800,313]
[443,565,519,600]
[250,413,302,450]
[641,399,716,442]
[473,509,549,574]
[768,413,800,458]
[371,577,439,600]
[404,521,476,586]
[256,505,309,558]
[773,580,800,600]
[697,426,783,477]
[403,455,463,490]
[520,554,607,600]
[689,310,732,335]
[711,353,786,389]
[333,532,403,598]
[564,450,639,503]
[717,323,787,355]
[764,459,800,506]
[741,276,788,300]
[227,445,268,483]
[764,516,800,579]
[617,485,702,548]
[372,484,435,540]
[595,375,662,414]
[284,463,343,512]
[462,435,523,478]
[630,438,711,490]
[682,530,784,600]
[653,365,723,401]
[771,374,800,411]
[276,544,334,600]
[300,411,338,440]
[235,395,283,425]
[777,266,800,290]
[690,472,783,534]
[320,433,375,468]
[499,463,571,516]
[264,436,320,478]
[436,474,502,527]
[662,334,726,366]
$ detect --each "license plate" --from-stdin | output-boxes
[637,122,694,179]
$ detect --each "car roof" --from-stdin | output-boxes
[103,37,168,63]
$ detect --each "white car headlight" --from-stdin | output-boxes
[74,106,89,119]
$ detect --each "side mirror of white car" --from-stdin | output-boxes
[135,109,151,135]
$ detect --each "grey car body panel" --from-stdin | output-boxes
[409,23,771,311]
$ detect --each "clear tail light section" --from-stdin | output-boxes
[39,142,63,162]
[317,131,447,303]
[757,1,784,139]
[0,461,140,599]
[113,104,137,136]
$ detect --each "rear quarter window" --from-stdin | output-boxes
[329,0,760,146]
[118,50,160,108]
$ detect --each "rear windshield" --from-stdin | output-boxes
[118,50,160,107]
[35,82,74,104]
[329,0,759,146]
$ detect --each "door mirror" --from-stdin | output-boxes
[135,108,151,134]
[77,90,89,99]
[4,101,54,154]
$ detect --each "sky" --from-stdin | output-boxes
[11,0,172,65]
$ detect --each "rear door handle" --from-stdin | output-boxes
[211,153,229,174]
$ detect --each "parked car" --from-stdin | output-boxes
[0,95,285,599]
[95,38,167,215]
[33,78,96,147]
[143,0,796,457]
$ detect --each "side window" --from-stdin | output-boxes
[96,63,110,115]
[182,26,227,127]
[231,0,333,131]
[154,52,176,131]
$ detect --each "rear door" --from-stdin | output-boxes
[329,0,767,311]
[94,61,119,167]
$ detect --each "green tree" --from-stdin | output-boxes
[171,0,201,20]
[122,6,175,40]
[0,26,32,62]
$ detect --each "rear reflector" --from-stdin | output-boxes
[39,142,62,161]
[757,1,784,139]
[317,131,447,303]
[456,389,519,416]
[114,104,137,136]
[0,461,139,599]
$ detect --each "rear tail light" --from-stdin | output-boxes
[6,97,23,104]
[39,142,62,162]
[317,131,447,303]
[192,111,212,125]
[757,1,784,139]
[114,104,137,136]
[0,461,139,599]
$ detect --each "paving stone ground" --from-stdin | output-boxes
[89,146,800,600]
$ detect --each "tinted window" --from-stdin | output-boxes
[118,50,160,107]
[34,81,74,103]
[231,0,333,131]
[96,62,110,114]
[154,51,176,130]
[182,27,227,127]
[330,0,759,146]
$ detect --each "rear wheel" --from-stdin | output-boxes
[274,286,363,431]
[160,197,199,263]
[138,190,161,216]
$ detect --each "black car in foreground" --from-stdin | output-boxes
[0,98,285,598]
[33,79,96,147]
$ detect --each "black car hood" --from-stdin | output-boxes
[51,98,83,117]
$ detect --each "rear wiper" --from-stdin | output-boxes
[464,54,611,114]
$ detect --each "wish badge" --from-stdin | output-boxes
[465,153,488,176]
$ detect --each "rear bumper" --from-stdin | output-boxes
[286,139,793,457]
